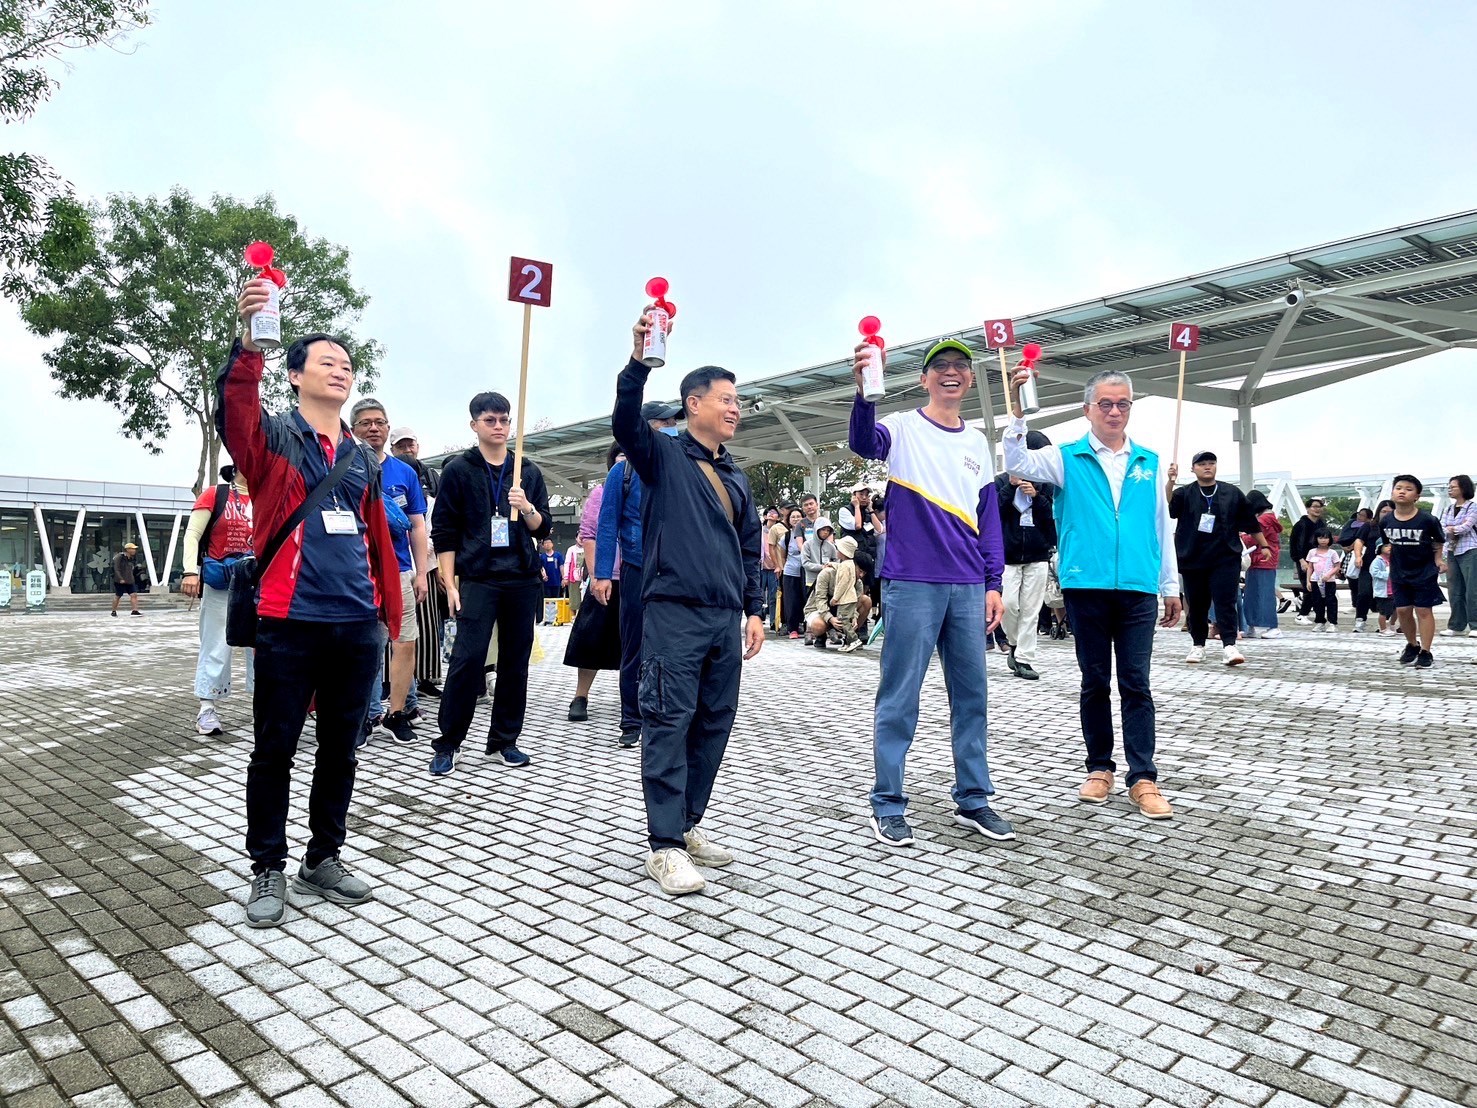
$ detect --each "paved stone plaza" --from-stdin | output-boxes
[0,610,1472,1108]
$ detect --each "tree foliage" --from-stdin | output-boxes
[14,189,384,492]
[743,450,888,518]
[0,0,151,278]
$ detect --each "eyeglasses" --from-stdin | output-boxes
[475,415,511,427]
[353,418,389,429]
[1092,399,1133,413]
[927,359,972,373]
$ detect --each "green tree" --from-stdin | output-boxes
[743,450,887,518]
[1,0,151,278]
[14,189,383,492]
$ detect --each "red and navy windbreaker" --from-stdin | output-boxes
[216,341,402,637]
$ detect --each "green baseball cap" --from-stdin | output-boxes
[922,338,975,367]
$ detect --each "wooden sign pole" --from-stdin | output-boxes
[511,302,532,521]
[1171,348,1186,467]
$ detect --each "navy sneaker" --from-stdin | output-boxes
[494,747,531,768]
[869,813,915,847]
[429,750,457,776]
[955,806,1016,841]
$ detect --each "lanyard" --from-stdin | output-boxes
[485,460,507,515]
[1199,484,1217,510]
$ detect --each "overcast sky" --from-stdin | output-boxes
[3,0,1475,489]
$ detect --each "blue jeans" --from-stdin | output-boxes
[1243,568,1277,629]
[1061,589,1158,785]
[871,580,993,817]
[760,568,778,625]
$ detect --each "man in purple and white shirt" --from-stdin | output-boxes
[849,337,1010,848]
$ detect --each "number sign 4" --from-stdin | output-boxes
[982,318,1015,349]
[508,257,554,307]
[1168,322,1200,351]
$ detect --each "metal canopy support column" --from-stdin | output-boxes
[33,505,58,588]
[136,511,160,587]
[61,508,86,592]
[808,460,822,496]
[1237,302,1302,404]
[1233,404,1256,493]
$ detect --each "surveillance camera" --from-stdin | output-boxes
[750,398,767,414]
[1283,289,1305,307]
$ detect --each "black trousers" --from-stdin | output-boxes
[1296,564,1315,616]
[618,562,644,734]
[1353,571,1374,621]
[1061,589,1158,786]
[1309,581,1338,625]
[436,579,541,753]
[781,574,807,635]
[640,601,742,852]
[246,617,384,875]
[1182,559,1241,648]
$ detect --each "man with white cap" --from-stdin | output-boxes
[111,542,143,617]
[391,427,440,501]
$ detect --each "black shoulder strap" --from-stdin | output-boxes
[257,441,359,575]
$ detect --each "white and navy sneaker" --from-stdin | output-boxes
[870,813,915,847]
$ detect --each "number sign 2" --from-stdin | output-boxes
[982,318,1015,349]
[508,257,554,307]
[1168,322,1200,351]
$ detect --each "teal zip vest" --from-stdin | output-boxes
[1053,436,1163,595]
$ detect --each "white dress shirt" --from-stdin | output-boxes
[1003,416,1179,597]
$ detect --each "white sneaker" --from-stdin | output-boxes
[1353,620,1366,633]
[1185,646,1206,664]
[1259,628,1282,639]
[644,849,705,896]
[1469,629,1477,638]
[1223,645,1246,666]
[682,827,734,868]
[1295,615,1312,625]
[1439,629,1457,637]
[195,707,223,736]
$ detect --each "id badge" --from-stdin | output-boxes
[1020,512,1035,528]
[322,509,358,535]
[490,515,510,548]
[1198,512,1215,534]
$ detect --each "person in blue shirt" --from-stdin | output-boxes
[593,399,683,748]
[538,540,565,612]
[352,400,429,746]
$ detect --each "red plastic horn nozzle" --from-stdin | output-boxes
[1021,342,1043,367]
[244,241,274,268]
[644,276,676,318]
[858,315,885,347]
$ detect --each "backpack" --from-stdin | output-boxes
[198,484,230,556]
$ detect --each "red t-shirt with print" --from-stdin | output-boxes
[192,486,254,559]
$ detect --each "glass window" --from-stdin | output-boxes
[0,509,35,595]
[72,514,133,594]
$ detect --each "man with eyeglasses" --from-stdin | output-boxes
[351,399,429,745]
[850,338,1011,849]
[428,392,552,776]
[1005,367,1181,820]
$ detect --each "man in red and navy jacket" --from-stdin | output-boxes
[221,278,402,929]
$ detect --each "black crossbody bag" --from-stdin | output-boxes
[226,444,359,648]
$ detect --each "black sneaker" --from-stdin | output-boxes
[1399,643,1420,665]
[1015,662,1040,681]
[1416,650,1433,669]
[384,711,417,745]
[618,730,640,748]
[1277,598,1292,613]
[814,636,827,650]
[869,813,914,847]
[955,806,1016,841]
[568,697,588,722]
[416,680,441,699]
[1005,646,1019,675]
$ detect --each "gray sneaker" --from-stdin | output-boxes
[954,806,1016,841]
[245,869,287,929]
[870,813,915,847]
[292,857,372,906]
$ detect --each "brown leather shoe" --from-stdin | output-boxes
[1129,780,1173,820]
[1078,771,1114,804]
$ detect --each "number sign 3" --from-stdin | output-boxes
[508,257,554,307]
[1168,323,1200,351]
[982,318,1015,349]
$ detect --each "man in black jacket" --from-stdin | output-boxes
[612,307,765,897]
[1289,497,1327,621]
[428,391,552,776]
[1166,451,1267,666]
[996,430,1056,680]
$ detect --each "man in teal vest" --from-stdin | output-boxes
[1003,367,1181,819]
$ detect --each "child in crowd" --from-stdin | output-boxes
[1370,541,1397,635]
[1374,474,1447,668]
[1302,527,1343,632]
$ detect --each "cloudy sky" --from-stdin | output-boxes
[3,0,1475,488]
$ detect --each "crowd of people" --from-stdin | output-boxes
[185,276,1468,928]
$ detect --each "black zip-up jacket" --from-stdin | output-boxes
[1290,514,1324,562]
[612,359,762,616]
[430,447,552,583]
[1169,482,1261,566]
[993,474,1056,564]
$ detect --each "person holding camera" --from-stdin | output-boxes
[220,279,403,928]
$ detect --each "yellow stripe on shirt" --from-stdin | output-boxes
[888,477,979,534]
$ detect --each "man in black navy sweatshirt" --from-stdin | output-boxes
[612,306,765,897]
[428,390,552,777]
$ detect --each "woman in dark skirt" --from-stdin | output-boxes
[563,445,625,722]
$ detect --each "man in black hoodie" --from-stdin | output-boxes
[428,391,552,777]
[613,306,765,897]
[995,430,1056,680]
